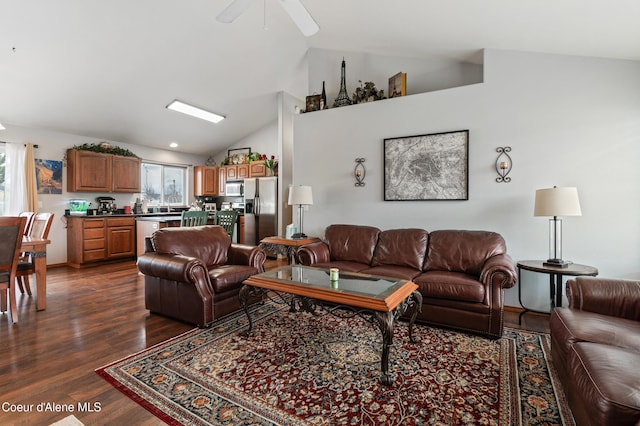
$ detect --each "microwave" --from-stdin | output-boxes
[225,181,243,196]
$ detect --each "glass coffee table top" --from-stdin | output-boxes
[258,265,409,299]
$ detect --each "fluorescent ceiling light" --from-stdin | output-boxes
[166,100,225,124]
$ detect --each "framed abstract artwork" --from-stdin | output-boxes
[384,130,469,201]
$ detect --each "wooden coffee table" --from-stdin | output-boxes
[239,265,423,385]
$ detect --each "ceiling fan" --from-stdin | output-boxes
[216,0,319,37]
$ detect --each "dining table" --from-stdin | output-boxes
[20,236,51,311]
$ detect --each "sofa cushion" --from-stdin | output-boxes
[551,308,640,360]
[414,271,486,303]
[325,224,381,265]
[313,260,370,273]
[424,230,506,276]
[209,264,259,293]
[151,226,230,267]
[371,228,428,271]
[361,265,422,281]
[570,342,640,425]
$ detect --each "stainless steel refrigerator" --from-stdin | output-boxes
[243,177,278,246]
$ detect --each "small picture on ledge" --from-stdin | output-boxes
[305,95,321,112]
[388,72,407,98]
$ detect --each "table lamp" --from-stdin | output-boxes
[288,185,313,239]
[534,186,582,268]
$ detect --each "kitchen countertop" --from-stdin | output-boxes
[66,211,242,220]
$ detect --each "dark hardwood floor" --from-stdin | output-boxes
[0,259,549,425]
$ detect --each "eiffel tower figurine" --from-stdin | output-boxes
[333,58,352,108]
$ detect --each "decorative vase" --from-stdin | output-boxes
[266,167,275,176]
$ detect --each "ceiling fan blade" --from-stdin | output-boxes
[216,0,256,23]
[279,0,319,36]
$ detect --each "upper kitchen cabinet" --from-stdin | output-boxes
[194,165,220,196]
[225,164,250,180]
[67,149,141,193]
[112,156,141,192]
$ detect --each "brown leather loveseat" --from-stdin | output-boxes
[550,277,640,425]
[137,225,266,327]
[297,224,517,338]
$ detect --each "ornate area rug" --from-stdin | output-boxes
[96,302,574,425]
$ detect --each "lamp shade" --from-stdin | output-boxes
[534,187,582,217]
[288,185,313,205]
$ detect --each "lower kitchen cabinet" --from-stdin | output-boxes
[67,216,136,268]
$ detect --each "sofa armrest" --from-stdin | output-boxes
[567,277,640,321]
[479,253,517,289]
[137,252,207,283]
[227,244,267,272]
[297,241,330,265]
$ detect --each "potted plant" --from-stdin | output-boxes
[352,80,386,104]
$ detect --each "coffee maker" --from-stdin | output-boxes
[97,196,116,214]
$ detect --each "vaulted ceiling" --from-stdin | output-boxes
[1,0,639,155]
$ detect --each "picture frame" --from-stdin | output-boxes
[305,94,321,112]
[227,147,251,164]
[384,130,469,201]
[388,72,407,98]
[35,159,63,194]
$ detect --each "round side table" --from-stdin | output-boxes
[517,260,598,323]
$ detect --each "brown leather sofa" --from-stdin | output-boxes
[550,277,640,426]
[137,225,266,327]
[297,224,517,338]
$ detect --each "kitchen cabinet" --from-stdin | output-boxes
[67,216,136,268]
[106,217,136,258]
[194,166,220,196]
[225,164,250,180]
[112,156,142,192]
[218,166,226,195]
[67,149,141,193]
[249,161,267,177]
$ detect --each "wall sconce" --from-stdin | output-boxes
[495,147,512,183]
[354,158,366,187]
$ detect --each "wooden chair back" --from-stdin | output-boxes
[215,210,238,239]
[29,212,54,240]
[0,216,28,323]
[180,210,209,227]
[19,212,35,236]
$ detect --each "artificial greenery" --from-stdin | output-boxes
[72,142,139,158]
[352,80,386,104]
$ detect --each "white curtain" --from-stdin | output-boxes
[5,143,27,215]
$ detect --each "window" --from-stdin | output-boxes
[141,162,187,207]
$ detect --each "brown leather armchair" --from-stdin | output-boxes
[550,277,640,426]
[137,225,266,327]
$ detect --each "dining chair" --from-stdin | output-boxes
[180,210,209,227]
[19,211,35,236]
[215,210,238,239]
[0,216,28,324]
[16,212,54,295]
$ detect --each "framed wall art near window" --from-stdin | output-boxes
[384,130,469,201]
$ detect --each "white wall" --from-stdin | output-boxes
[1,125,206,265]
[292,49,640,310]
[212,121,278,165]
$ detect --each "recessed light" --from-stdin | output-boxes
[169,142,179,148]
[166,100,225,124]
[0,122,5,130]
